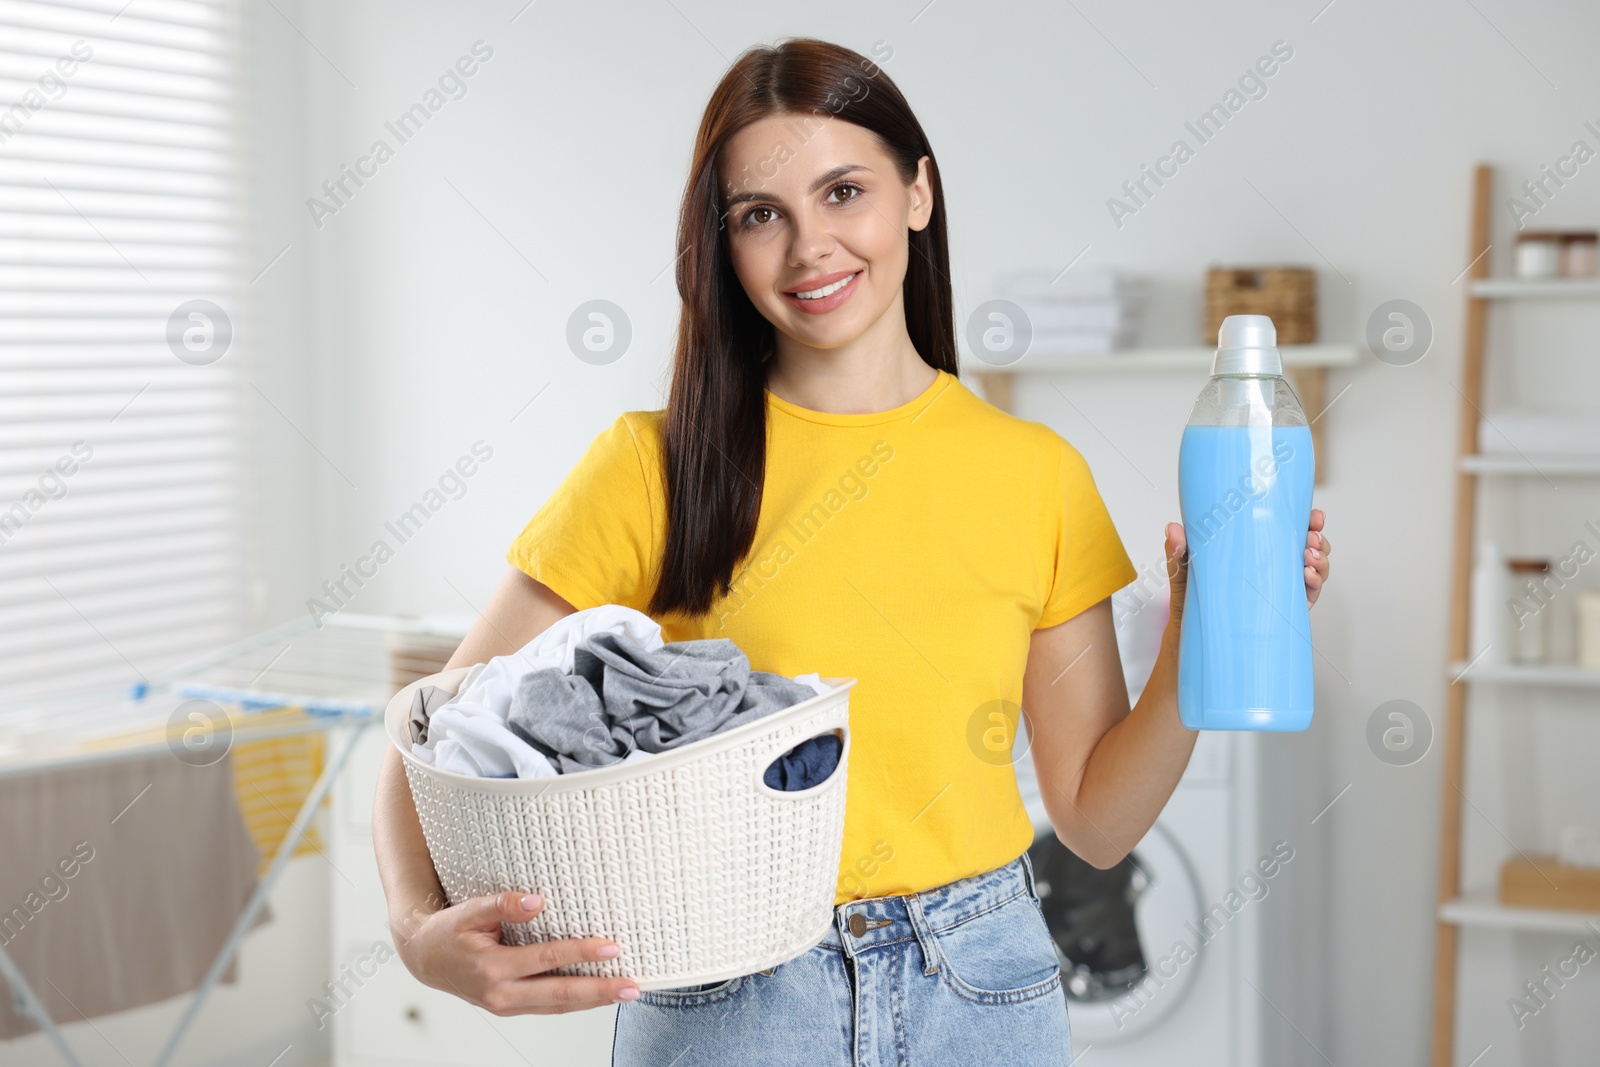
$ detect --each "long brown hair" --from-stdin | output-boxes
[647,37,957,619]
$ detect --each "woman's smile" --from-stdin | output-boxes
[783,269,863,314]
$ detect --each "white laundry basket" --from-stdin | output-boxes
[385,667,854,990]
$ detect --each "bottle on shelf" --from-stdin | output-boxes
[1580,592,1600,672]
[1469,539,1507,666]
[1513,232,1563,278]
[1506,557,1551,664]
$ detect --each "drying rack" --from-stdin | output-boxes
[0,612,469,1067]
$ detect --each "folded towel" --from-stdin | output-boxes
[1025,331,1127,357]
[1478,407,1600,455]
[995,266,1145,303]
[1006,301,1134,333]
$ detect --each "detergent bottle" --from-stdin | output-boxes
[1177,314,1315,731]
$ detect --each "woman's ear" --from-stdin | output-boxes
[908,155,933,232]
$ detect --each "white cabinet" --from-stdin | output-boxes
[328,722,618,1066]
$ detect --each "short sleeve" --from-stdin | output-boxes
[1036,435,1138,630]
[506,413,659,613]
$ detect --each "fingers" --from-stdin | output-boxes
[1305,509,1329,558]
[1303,523,1330,579]
[471,938,640,1015]
[399,892,643,1016]
[474,973,642,1016]
[457,890,545,932]
[1303,524,1330,607]
[450,891,641,1013]
[464,892,626,979]
[1304,512,1330,607]
[1305,559,1327,605]
[489,934,626,981]
[1164,522,1189,582]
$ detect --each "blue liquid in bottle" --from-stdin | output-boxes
[1177,319,1316,731]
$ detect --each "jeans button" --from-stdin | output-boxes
[848,913,867,937]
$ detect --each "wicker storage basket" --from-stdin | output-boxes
[1204,266,1317,344]
[385,666,855,990]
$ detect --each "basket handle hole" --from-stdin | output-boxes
[762,728,844,792]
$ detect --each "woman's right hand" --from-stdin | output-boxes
[392,890,641,1015]
[375,571,631,1014]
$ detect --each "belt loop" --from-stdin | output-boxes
[833,900,854,959]
[904,891,940,976]
[1019,849,1040,904]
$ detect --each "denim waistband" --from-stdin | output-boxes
[807,850,1038,976]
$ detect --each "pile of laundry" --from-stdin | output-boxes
[407,605,841,791]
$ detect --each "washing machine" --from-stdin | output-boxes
[1011,584,1321,1066]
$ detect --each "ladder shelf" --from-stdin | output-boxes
[1430,163,1600,1066]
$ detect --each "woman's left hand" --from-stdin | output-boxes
[1303,508,1330,607]
[1162,507,1331,616]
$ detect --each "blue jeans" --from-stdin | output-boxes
[611,851,1073,1066]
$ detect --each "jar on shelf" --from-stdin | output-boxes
[1506,557,1551,663]
[1513,233,1563,279]
[1561,232,1598,277]
[1579,591,1600,672]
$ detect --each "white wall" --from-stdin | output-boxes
[155,1,1600,1065]
[239,0,322,633]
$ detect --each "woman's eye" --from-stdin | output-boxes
[736,184,860,229]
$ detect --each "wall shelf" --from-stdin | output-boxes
[1468,278,1600,299]
[961,343,1358,485]
[1445,661,1600,689]
[1460,453,1600,475]
[956,342,1358,375]
[1438,891,1600,935]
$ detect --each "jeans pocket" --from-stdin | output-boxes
[931,893,1063,1005]
[636,973,748,1008]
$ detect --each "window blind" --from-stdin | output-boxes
[0,0,247,703]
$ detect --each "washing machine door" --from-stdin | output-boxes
[1027,820,1206,1043]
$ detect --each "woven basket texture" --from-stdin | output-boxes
[1204,266,1317,344]
[386,667,854,989]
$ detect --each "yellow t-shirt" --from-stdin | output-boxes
[506,367,1137,905]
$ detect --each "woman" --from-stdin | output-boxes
[372,35,1332,1066]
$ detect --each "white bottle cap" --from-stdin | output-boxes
[1212,314,1284,376]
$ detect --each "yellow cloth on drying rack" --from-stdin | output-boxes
[230,732,326,876]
